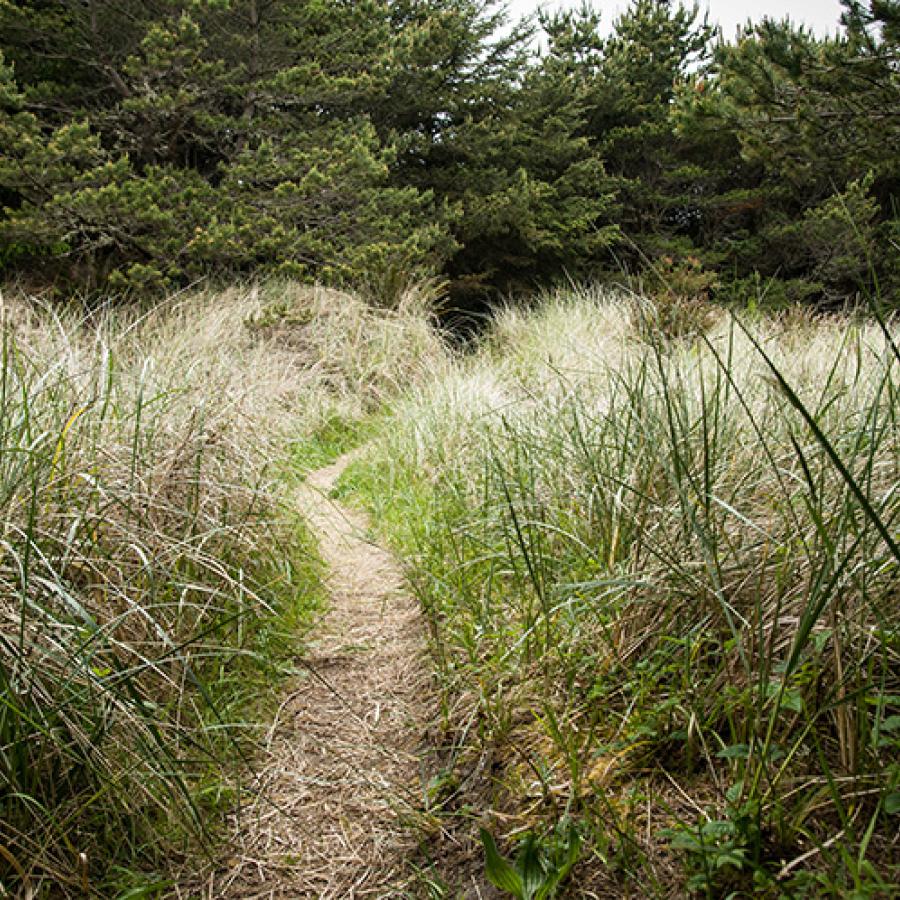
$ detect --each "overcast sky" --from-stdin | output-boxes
[507,0,846,39]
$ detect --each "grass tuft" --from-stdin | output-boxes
[343,287,900,895]
[0,279,446,894]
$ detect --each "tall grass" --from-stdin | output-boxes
[342,287,900,895]
[0,280,445,894]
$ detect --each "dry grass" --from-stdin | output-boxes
[0,279,445,895]
[199,454,431,898]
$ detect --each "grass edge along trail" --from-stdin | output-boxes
[337,286,900,898]
[0,280,447,897]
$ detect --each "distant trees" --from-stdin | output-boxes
[542,0,715,259]
[355,0,620,304]
[0,0,897,307]
[678,0,900,303]
[0,0,447,294]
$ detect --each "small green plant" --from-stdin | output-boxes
[661,816,758,896]
[634,255,721,340]
[480,823,581,900]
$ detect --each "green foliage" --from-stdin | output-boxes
[542,0,716,265]
[675,0,900,304]
[765,176,881,302]
[0,1,449,295]
[0,298,325,892]
[480,823,581,900]
[714,2,900,196]
[436,63,618,299]
[536,0,898,306]
[0,0,897,306]
[376,1,619,304]
[661,810,763,896]
[289,413,376,475]
[633,254,721,339]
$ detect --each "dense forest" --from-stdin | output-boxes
[1,0,898,311]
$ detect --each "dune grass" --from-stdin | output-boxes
[0,280,445,895]
[6,275,893,895]
[339,286,900,896]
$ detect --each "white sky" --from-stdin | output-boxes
[507,0,847,39]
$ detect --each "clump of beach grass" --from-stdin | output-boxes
[0,279,446,895]
[342,286,900,896]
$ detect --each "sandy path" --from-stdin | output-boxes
[207,453,431,898]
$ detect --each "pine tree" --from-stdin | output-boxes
[712,2,899,201]
[0,0,448,295]
[683,0,899,302]
[371,0,618,305]
[555,0,715,265]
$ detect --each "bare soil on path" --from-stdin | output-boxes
[207,453,433,898]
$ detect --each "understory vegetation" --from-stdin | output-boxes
[0,281,444,894]
[340,288,900,896]
[2,274,898,896]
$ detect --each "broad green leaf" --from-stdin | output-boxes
[518,833,545,900]
[717,744,750,760]
[480,828,525,898]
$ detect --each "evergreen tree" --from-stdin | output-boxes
[545,0,715,265]
[373,1,618,306]
[0,0,448,295]
[680,0,899,302]
[1,0,895,306]
[712,2,899,201]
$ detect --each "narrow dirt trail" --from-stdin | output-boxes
[210,453,432,898]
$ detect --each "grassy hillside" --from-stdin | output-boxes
[340,287,900,896]
[0,281,445,895]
